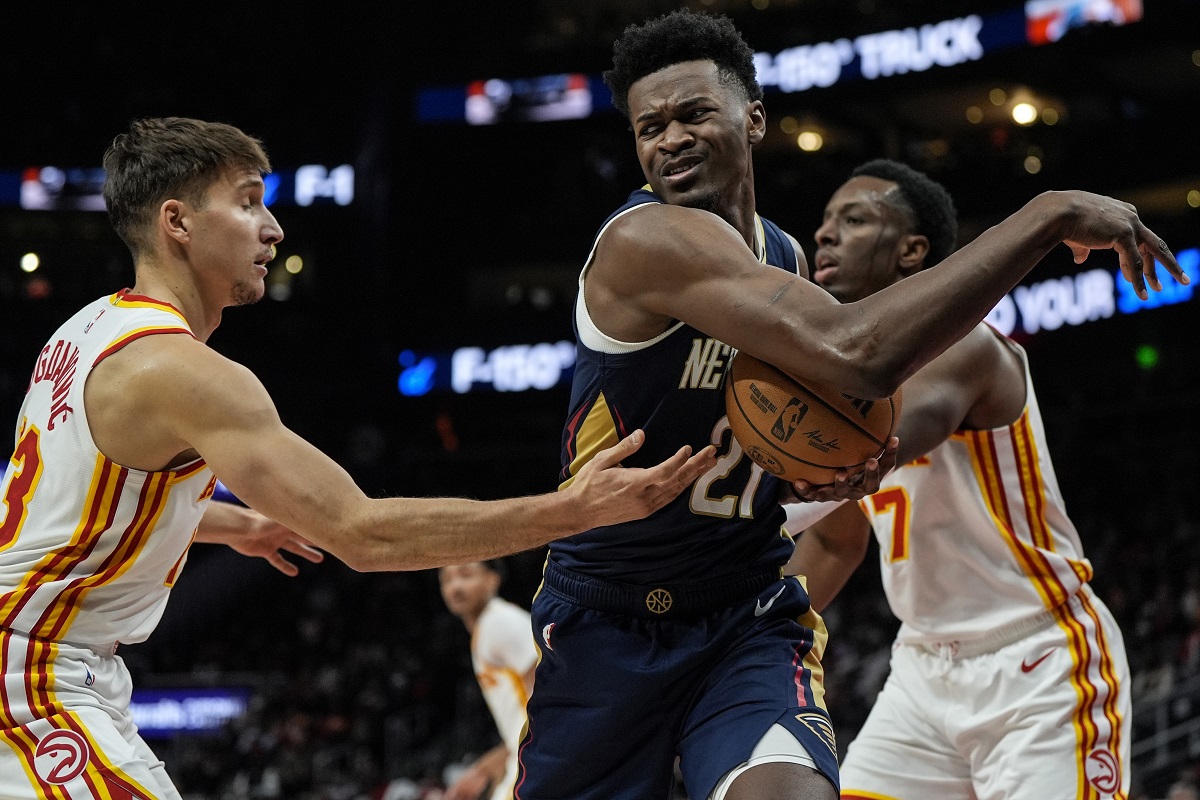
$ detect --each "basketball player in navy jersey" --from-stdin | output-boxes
[786,160,1132,800]
[0,117,716,799]
[515,9,1180,800]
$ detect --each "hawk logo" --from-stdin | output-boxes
[771,399,808,443]
[793,712,837,759]
[541,623,555,651]
[197,475,218,502]
[1085,748,1120,794]
[34,728,90,784]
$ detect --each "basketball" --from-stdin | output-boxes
[724,351,902,485]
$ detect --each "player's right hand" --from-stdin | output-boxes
[1051,190,1186,300]
[572,429,717,527]
[785,435,898,503]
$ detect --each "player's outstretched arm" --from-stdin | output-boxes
[151,338,717,571]
[602,192,1182,404]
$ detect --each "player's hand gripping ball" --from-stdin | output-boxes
[724,351,901,485]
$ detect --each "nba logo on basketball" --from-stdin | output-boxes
[771,399,808,443]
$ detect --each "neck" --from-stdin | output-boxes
[130,272,223,342]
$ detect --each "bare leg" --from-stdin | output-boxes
[723,762,838,800]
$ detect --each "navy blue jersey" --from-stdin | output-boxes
[554,188,799,584]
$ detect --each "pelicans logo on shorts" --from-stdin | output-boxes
[793,711,837,760]
[34,728,90,784]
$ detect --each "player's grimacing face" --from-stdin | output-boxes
[627,60,758,212]
[187,167,283,307]
[812,176,909,303]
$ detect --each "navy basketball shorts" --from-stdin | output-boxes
[514,565,839,800]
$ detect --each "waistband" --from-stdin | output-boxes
[908,591,1084,660]
[542,561,783,619]
[1,627,120,659]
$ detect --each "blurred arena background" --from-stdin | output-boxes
[1,1,1198,797]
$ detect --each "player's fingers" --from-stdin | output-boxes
[282,539,325,562]
[856,459,882,495]
[1140,227,1186,287]
[874,436,899,478]
[1113,230,1148,300]
[649,444,714,498]
[645,445,716,508]
[1133,231,1163,293]
[268,554,300,577]
[589,429,646,470]
[680,444,717,480]
[1066,242,1091,264]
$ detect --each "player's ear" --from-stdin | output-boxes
[161,198,190,245]
[897,234,929,276]
[747,100,766,145]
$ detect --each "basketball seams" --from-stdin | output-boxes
[750,358,891,448]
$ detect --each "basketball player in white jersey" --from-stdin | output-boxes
[786,159,1132,800]
[439,561,538,800]
[0,117,716,799]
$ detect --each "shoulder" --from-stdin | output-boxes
[94,333,267,417]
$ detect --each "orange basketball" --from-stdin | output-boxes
[724,351,901,485]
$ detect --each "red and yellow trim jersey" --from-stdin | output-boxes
[861,331,1093,644]
[0,291,213,646]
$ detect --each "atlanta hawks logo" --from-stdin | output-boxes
[34,728,90,784]
[1085,748,1120,794]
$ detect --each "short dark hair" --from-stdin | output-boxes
[102,117,272,260]
[604,8,763,120]
[850,159,958,268]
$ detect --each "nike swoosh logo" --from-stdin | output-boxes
[755,585,787,617]
[1021,650,1053,673]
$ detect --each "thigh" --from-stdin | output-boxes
[724,761,837,800]
[969,591,1131,800]
[840,647,974,800]
[678,579,840,800]
[518,593,689,800]
[0,636,179,799]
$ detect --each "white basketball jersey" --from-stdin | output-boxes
[0,290,215,647]
[472,597,537,753]
[861,334,1092,645]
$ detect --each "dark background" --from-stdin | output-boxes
[1,2,1198,796]
[3,2,1198,506]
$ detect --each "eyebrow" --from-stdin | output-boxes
[634,95,711,126]
[235,176,265,191]
[830,199,874,214]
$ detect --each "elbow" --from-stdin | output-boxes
[320,516,395,573]
[338,548,380,573]
[829,331,907,401]
[788,307,906,400]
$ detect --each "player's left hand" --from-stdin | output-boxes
[226,511,325,576]
[782,436,898,503]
